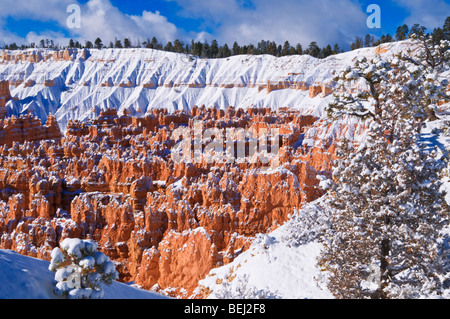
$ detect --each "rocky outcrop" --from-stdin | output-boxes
[1,48,88,64]
[0,106,344,297]
[0,80,11,109]
[309,84,333,98]
[0,113,62,147]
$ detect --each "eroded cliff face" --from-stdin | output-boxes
[0,105,343,297]
[0,48,89,64]
[2,44,387,131]
[0,80,11,110]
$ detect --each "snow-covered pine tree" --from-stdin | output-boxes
[320,120,448,298]
[49,238,119,299]
[320,46,450,298]
[401,31,450,71]
[395,33,450,121]
[326,52,448,127]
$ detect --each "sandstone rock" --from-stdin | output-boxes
[0,106,346,298]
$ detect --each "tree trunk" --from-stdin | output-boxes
[375,237,390,299]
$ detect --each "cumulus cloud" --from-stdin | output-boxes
[1,0,447,50]
[0,0,71,44]
[78,0,179,44]
[394,0,450,30]
[0,0,71,22]
[165,0,368,47]
[0,0,182,46]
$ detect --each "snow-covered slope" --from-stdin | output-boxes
[198,199,334,299]
[0,41,416,131]
[0,249,167,299]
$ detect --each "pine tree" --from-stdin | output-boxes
[432,28,445,45]
[320,121,448,298]
[296,43,303,55]
[350,36,363,50]
[444,16,450,40]
[266,41,278,56]
[399,33,450,120]
[306,41,320,57]
[320,47,450,299]
[94,37,103,50]
[114,39,123,48]
[332,43,341,55]
[385,34,393,42]
[395,24,409,41]
[191,41,203,57]
[364,34,375,47]
[151,36,159,49]
[404,30,450,71]
[257,40,267,54]
[210,39,219,58]
[288,46,296,55]
[123,38,131,48]
[247,44,257,55]
[409,24,426,38]
[321,44,333,58]
[282,41,291,56]
[174,39,183,53]
[164,41,174,52]
[201,42,210,58]
[232,41,240,56]
[8,43,18,50]
[218,43,231,58]
[49,238,119,299]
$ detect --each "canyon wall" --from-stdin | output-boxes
[0,41,435,297]
[2,43,407,130]
[0,106,340,298]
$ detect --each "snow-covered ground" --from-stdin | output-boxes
[199,236,333,299]
[0,249,167,299]
[198,200,334,299]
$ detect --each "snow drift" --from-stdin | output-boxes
[0,249,167,299]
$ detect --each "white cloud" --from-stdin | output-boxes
[0,0,72,45]
[165,0,368,47]
[0,0,183,46]
[394,0,450,30]
[2,0,447,50]
[71,0,182,44]
[0,0,369,48]
[0,0,71,22]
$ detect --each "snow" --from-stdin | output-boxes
[59,238,85,258]
[0,41,418,132]
[0,249,168,299]
[197,113,450,299]
[79,256,95,269]
[0,39,448,299]
[198,205,333,299]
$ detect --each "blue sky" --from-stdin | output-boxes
[0,0,449,49]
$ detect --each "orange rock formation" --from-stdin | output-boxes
[0,106,336,298]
